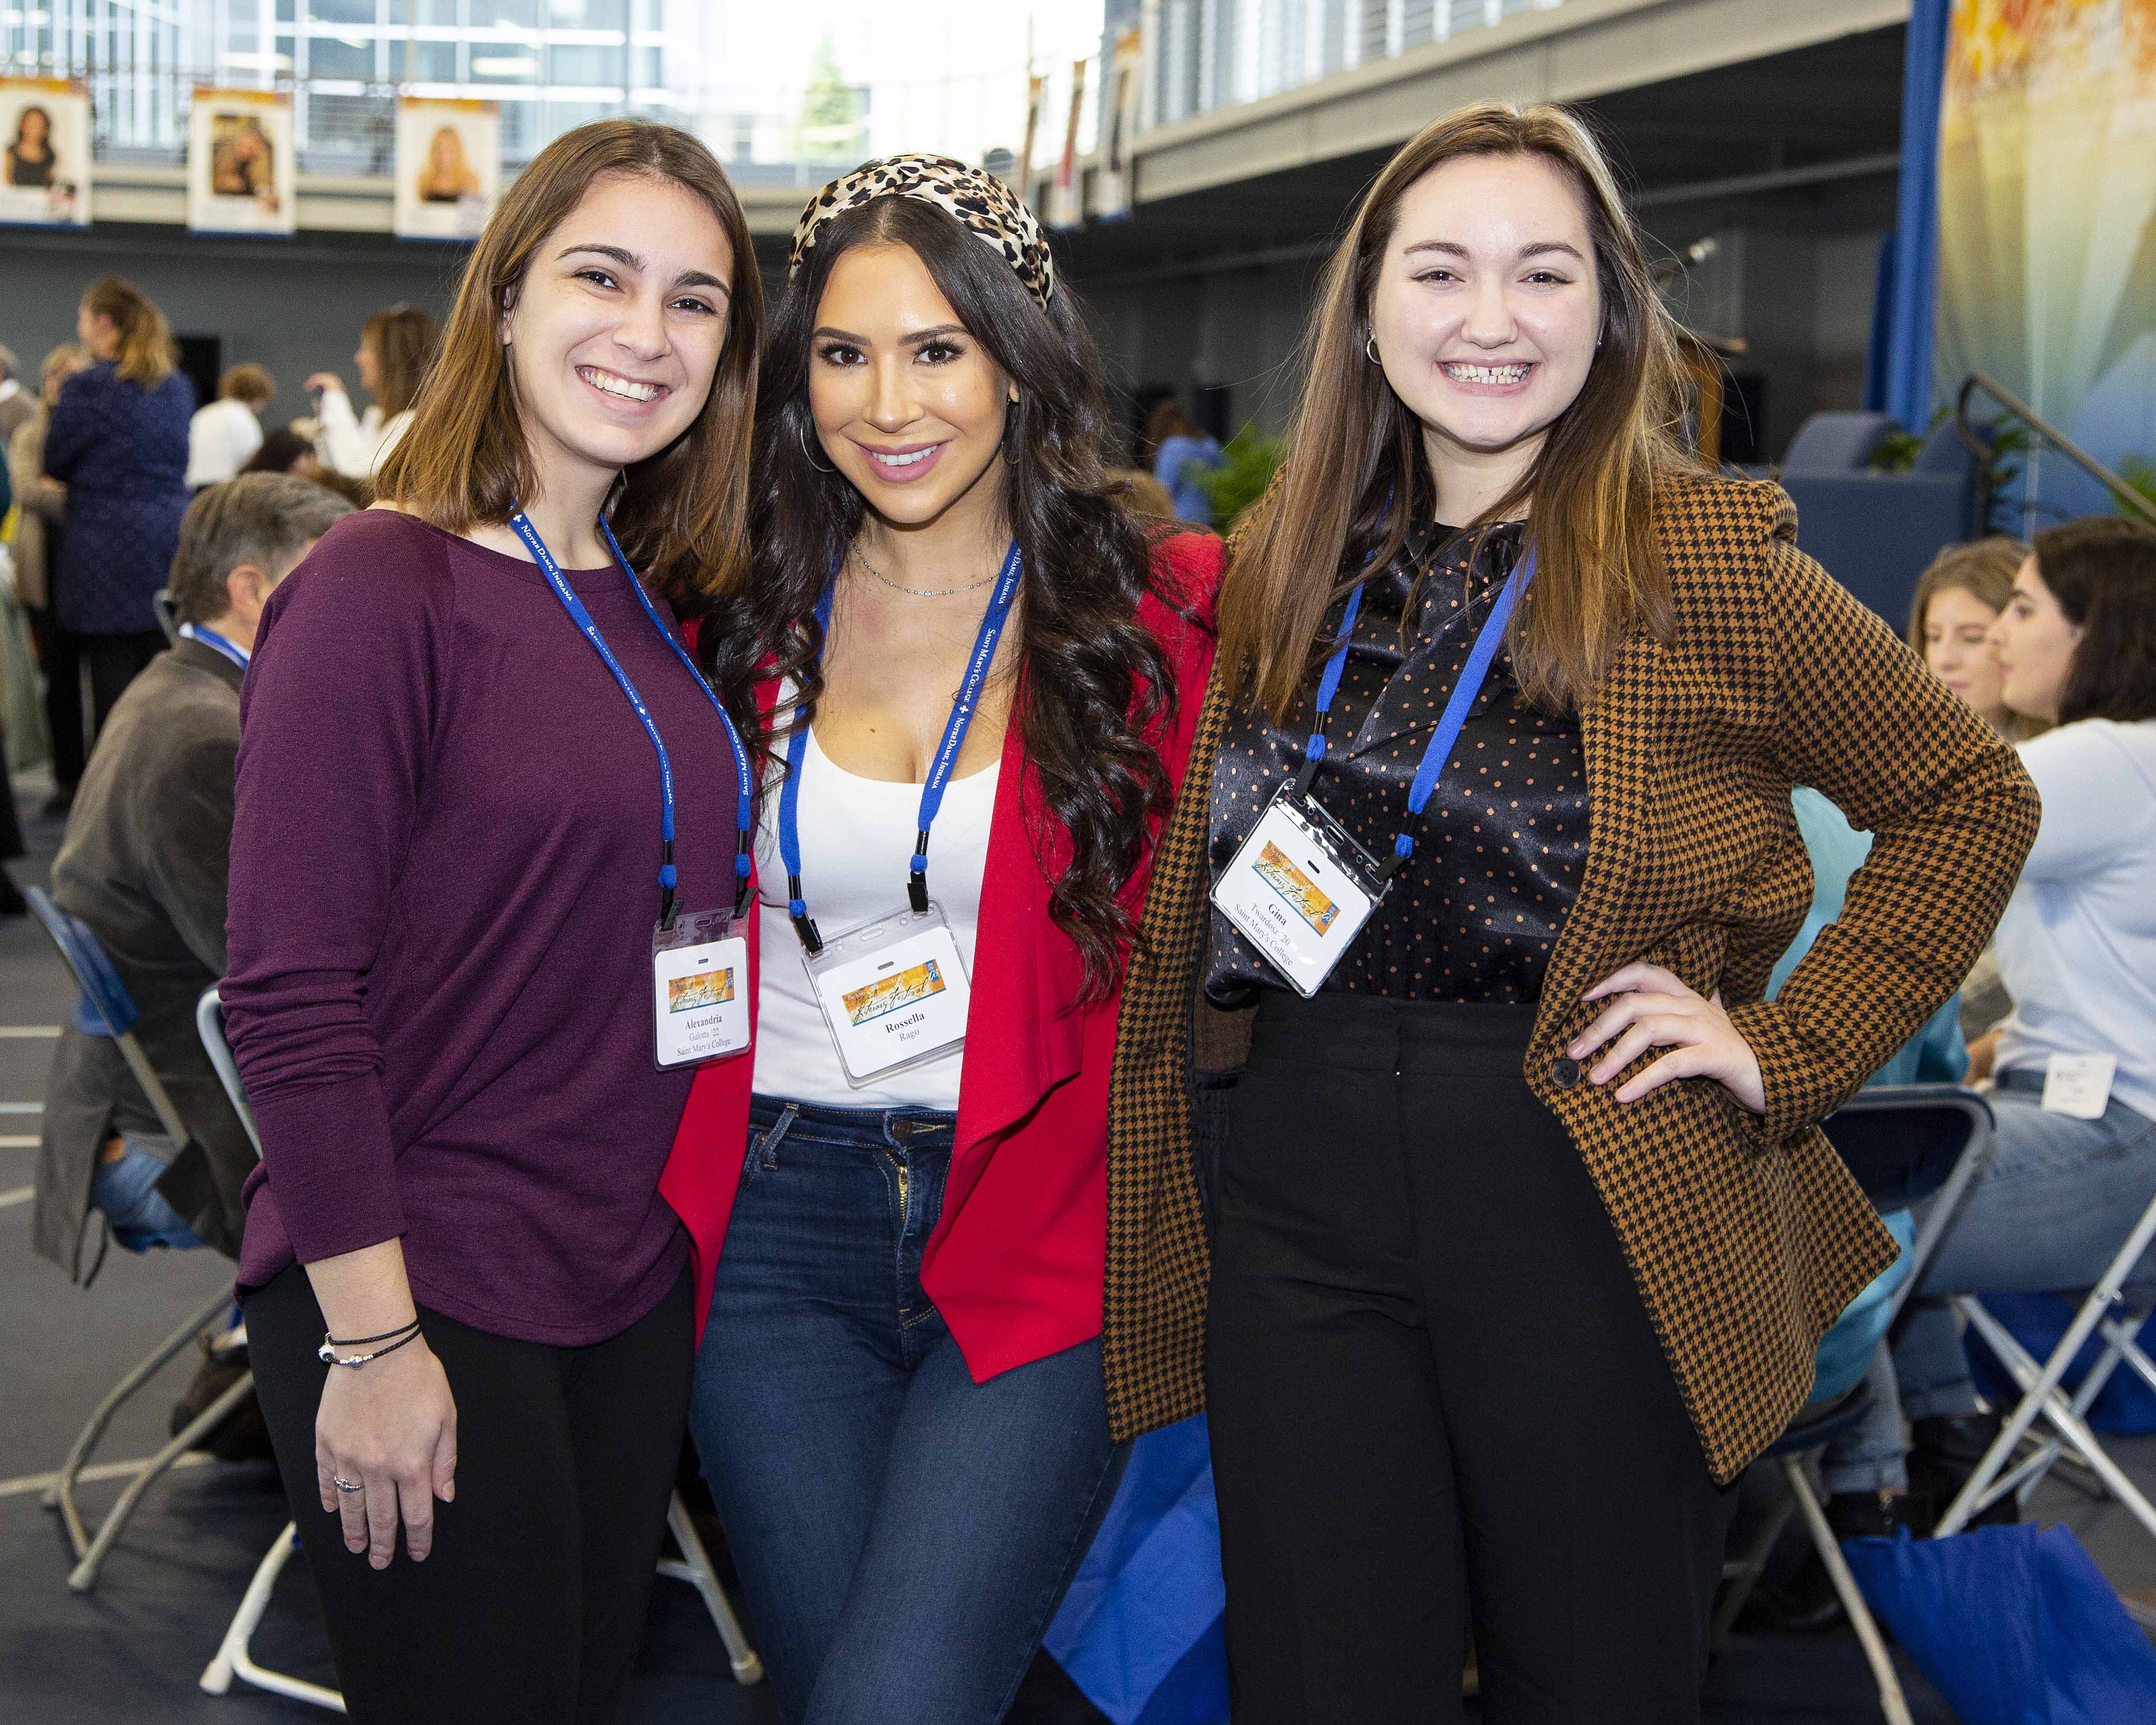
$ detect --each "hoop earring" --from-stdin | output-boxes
[1365,334,1380,365]
[799,419,836,475]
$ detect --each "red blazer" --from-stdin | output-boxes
[661,529,1223,1381]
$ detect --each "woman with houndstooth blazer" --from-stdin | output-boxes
[1096,105,2039,1724]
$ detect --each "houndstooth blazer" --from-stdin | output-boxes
[1102,471,2041,1484]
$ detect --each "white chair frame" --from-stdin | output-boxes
[192,987,764,1708]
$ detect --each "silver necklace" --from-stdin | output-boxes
[852,542,999,600]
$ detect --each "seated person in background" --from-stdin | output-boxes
[186,363,276,488]
[1889,516,2156,1516]
[32,474,351,1278]
[1907,536,2043,1042]
[1146,396,1221,525]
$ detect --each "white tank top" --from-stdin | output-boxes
[751,724,1000,1110]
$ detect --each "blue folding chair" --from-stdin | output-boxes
[1712,1084,1996,1725]
[24,887,257,1592]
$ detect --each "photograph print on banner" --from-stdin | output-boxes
[0,78,91,226]
[187,88,296,235]
[393,98,500,241]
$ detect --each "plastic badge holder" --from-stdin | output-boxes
[803,901,972,1087]
[1211,784,1385,998]
[651,908,750,1070]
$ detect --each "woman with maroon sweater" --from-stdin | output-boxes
[223,121,762,1723]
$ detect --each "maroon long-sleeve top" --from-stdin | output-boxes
[225,509,741,1345]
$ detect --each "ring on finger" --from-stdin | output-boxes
[331,1475,365,1493]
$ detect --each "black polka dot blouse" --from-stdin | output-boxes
[1205,521,1591,1006]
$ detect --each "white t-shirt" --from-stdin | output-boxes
[1993,718,2156,1121]
[751,724,999,1110]
[314,386,414,480]
[185,396,264,487]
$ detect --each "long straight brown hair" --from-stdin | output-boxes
[376,119,763,606]
[1220,102,1689,718]
[360,303,439,420]
[81,275,175,388]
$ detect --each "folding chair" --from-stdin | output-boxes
[24,887,256,1594]
[1935,1191,2156,1542]
[1714,1084,1996,1725]
[191,989,763,1706]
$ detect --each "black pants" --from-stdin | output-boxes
[28,606,84,797]
[1205,993,1736,1725]
[247,1259,696,1725]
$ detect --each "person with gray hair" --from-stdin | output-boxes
[34,473,352,1278]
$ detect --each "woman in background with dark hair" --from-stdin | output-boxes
[43,276,193,802]
[1146,395,1221,525]
[308,303,438,480]
[1877,518,2156,1508]
[673,153,1220,1722]
[5,103,56,185]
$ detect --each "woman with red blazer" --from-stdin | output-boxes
[666,156,1219,1724]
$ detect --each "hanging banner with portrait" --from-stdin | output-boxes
[0,77,91,226]
[1049,57,1088,230]
[187,88,296,236]
[1019,73,1048,212]
[1934,0,2156,519]
[1094,26,1144,222]
[393,97,500,242]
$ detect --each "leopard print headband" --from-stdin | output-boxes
[788,153,1055,311]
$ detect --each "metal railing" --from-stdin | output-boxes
[1955,373,2156,534]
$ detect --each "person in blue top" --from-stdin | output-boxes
[1146,396,1220,525]
[43,275,194,796]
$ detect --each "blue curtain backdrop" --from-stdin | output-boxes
[1872,0,1951,430]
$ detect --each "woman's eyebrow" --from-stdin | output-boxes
[561,243,729,297]
[1401,239,1587,263]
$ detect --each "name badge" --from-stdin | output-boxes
[1211,785,1384,998]
[804,902,971,1087]
[652,910,750,1070]
[2040,1052,2116,1120]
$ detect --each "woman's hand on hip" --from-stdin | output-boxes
[1573,963,1766,1114]
[315,1335,458,1569]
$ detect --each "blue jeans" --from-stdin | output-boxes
[91,1136,205,1251]
[1824,1080,2156,1488]
[688,1096,1125,1725]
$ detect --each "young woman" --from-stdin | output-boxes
[43,276,193,799]
[1907,536,2040,1038]
[224,119,762,1724]
[1909,536,2037,737]
[308,302,439,481]
[5,103,55,186]
[1106,104,2039,1721]
[667,153,1220,1722]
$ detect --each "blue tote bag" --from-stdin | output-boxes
[1841,1523,2156,1723]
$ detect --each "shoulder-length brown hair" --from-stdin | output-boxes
[2033,515,2156,726]
[1908,535,2045,740]
[375,119,763,605]
[81,275,175,388]
[361,304,439,420]
[1220,102,1689,718]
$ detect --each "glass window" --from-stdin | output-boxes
[470,49,540,81]
[475,0,538,27]
[306,36,376,80]
[305,0,378,25]
[400,39,459,81]
[547,44,620,85]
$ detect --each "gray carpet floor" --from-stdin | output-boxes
[7,767,2154,1723]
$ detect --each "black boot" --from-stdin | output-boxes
[1911,1410,2022,1528]
[1737,1489,1924,1634]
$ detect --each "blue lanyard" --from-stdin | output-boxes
[176,622,250,670]
[1292,548,1536,883]
[508,509,756,928]
[777,541,1023,954]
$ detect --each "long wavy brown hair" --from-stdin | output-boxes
[1220,102,1690,719]
[375,119,762,610]
[700,195,1181,1003]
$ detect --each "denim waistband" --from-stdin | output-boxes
[749,1092,957,1149]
